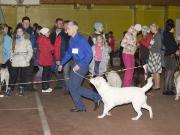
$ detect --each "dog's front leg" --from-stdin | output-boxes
[98,104,113,118]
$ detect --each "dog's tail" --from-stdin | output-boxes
[142,77,153,93]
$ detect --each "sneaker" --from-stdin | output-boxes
[19,86,24,96]
[19,89,24,96]
[42,88,52,93]
[6,88,13,96]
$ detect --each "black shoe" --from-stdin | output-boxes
[94,99,101,111]
[163,91,175,95]
[6,88,13,96]
[69,108,86,112]
[168,91,176,95]
[163,91,169,95]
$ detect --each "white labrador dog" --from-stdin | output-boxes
[106,71,122,87]
[174,71,180,100]
[90,76,153,120]
[0,67,9,96]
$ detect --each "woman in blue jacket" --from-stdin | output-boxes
[2,24,12,68]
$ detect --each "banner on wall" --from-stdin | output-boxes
[0,0,40,5]
[176,19,180,39]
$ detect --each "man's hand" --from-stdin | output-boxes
[58,65,63,72]
[73,65,80,72]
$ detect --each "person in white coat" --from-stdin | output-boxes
[7,27,33,96]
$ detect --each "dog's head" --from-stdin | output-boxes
[90,76,107,89]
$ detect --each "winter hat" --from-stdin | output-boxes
[134,24,142,32]
[40,27,50,35]
[94,22,103,30]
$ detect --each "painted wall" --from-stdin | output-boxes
[1,5,180,47]
[1,6,17,27]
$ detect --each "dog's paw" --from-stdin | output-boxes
[131,117,139,120]
[0,95,4,98]
[175,96,179,100]
[98,115,105,118]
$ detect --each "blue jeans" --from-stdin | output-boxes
[69,64,100,110]
[94,61,100,76]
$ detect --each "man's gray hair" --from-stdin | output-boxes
[68,21,78,27]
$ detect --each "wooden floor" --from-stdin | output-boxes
[0,80,180,135]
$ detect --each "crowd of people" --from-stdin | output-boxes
[0,16,180,112]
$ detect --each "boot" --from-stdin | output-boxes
[6,87,13,96]
[19,86,24,96]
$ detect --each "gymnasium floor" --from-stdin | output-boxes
[0,78,180,135]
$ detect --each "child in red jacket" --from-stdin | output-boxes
[38,27,54,92]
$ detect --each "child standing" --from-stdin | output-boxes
[38,28,54,92]
[121,24,142,87]
[2,24,13,67]
[7,27,33,96]
[89,34,110,76]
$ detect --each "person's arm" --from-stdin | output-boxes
[30,32,36,49]
[140,34,152,48]
[121,33,132,49]
[60,40,73,66]
[48,39,54,53]
[157,34,162,50]
[88,36,94,46]
[120,34,128,48]
[25,40,33,62]
[54,36,61,62]
[4,36,13,59]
